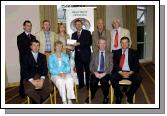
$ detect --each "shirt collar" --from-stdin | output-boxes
[114,27,120,31]
[25,31,31,35]
[99,50,105,53]
[77,29,82,34]
[122,48,128,53]
[31,51,38,56]
[44,31,50,34]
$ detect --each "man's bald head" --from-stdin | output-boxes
[97,18,105,31]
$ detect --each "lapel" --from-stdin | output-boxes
[23,32,29,41]
[78,29,83,40]
[30,52,37,64]
[105,51,108,69]
[128,48,131,66]
[95,52,99,70]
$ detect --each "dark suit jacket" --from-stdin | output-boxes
[17,32,36,64]
[113,48,139,73]
[22,52,48,81]
[71,29,92,62]
[90,51,113,74]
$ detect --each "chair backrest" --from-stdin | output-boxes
[119,79,132,85]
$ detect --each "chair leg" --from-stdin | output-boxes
[50,93,53,104]
[53,86,56,104]
[110,85,114,104]
[89,87,91,104]
[74,83,78,103]
[27,96,30,104]
[133,94,135,103]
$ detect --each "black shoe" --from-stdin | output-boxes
[85,97,90,104]
[79,85,84,89]
[116,97,122,104]
[127,98,133,104]
[103,97,109,104]
[126,92,133,104]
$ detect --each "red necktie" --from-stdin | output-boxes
[119,49,126,68]
[114,30,118,48]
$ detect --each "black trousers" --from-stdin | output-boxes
[90,74,110,99]
[110,72,142,99]
[75,52,90,88]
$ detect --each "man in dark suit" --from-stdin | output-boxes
[111,36,142,104]
[85,38,113,104]
[22,39,52,104]
[71,19,92,89]
[17,20,36,98]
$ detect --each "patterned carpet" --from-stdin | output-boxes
[5,62,155,104]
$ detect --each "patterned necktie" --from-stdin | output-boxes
[77,31,81,39]
[114,30,118,48]
[99,52,104,72]
[119,49,126,68]
[28,34,31,39]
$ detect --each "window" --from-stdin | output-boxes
[137,6,147,59]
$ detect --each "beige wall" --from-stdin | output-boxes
[5,5,40,85]
[106,5,123,30]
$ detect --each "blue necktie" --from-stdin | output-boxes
[99,52,104,72]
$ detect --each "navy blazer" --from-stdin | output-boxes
[71,29,92,61]
[17,32,36,64]
[113,48,139,73]
[22,52,48,81]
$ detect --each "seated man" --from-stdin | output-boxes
[85,38,113,104]
[111,36,142,104]
[22,39,52,104]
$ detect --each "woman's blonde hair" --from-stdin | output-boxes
[54,40,63,51]
[57,23,67,35]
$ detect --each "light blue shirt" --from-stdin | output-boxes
[97,50,105,71]
[122,48,130,71]
[48,52,71,77]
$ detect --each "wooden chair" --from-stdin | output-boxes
[26,93,53,104]
[48,73,78,104]
[110,79,135,104]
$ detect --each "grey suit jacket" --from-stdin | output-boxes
[89,51,113,74]
[92,29,111,52]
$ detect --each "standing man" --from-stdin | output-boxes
[22,39,52,104]
[35,20,57,59]
[92,19,111,52]
[85,38,113,104]
[17,20,36,98]
[111,19,132,52]
[111,37,142,104]
[71,19,92,89]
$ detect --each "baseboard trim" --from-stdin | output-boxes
[7,82,19,88]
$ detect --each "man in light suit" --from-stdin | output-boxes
[111,19,132,52]
[85,38,113,104]
[35,20,57,58]
[92,19,111,52]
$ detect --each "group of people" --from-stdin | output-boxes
[17,18,142,104]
